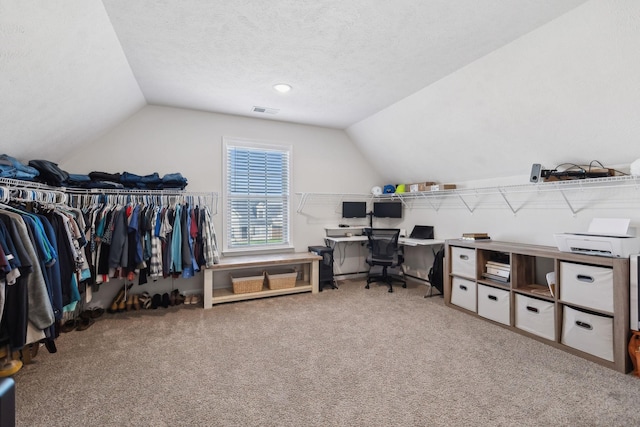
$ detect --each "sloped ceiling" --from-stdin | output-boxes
[0,1,145,162]
[347,0,640,184]
[1,0,588,164]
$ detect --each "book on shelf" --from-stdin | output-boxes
[545,272,556,297]
[486,260,510,270]
[486,266,510,278]
[461,236,491,241]
[482,272,509,283]
[463,232,489,238]
[461,232,490,240]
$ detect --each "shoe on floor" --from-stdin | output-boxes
[60,319,79,333]
[191,294,202,306]
[76,317,95,331]
[151,294,162,309]
[161,293,170,308]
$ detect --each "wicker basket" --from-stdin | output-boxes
[230,272,265,294]
[266,269,298,290]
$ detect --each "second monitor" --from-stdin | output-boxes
[373,201,402,218]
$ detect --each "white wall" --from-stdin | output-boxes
[59,0,640,301]
[346,0,640,185]
[61,105,383,302]
[340,0,640,278]
[62,105,383,247]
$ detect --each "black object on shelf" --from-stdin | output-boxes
[0,377,15,427]
[308,246,337,291]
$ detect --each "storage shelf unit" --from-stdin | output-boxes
[203,252,321,308]
[444,239,631,373]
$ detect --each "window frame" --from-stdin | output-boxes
[222,136,293,254]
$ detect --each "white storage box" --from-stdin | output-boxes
[560,262,613,313]
[451,247,476,279]
[451,277,476,312]
[515,294,555,341]
[477,284,510,325]
[561,306,613,362]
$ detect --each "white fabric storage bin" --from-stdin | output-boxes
[561,305,613,362]
[451,277,476,312]
[451,247,476,279]
[477,284,510,325]
[515,294,555,341]
[560,262,613,313]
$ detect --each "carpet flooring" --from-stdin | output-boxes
[13,279,640,426]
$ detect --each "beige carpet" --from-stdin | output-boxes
[13,279,640,426]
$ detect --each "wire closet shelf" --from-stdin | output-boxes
[0,177,218,214]
[295,175,640,215]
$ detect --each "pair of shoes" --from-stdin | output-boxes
[138,292,151,309]
[184,294,202,306]
[169,289,179,306]
[125,293,141,311]
[151,294,162,309]
[0,354,22,377]
[174,291,186,305]
[125,293,134,311]
[108,285,127,313]
[161,293,170,308]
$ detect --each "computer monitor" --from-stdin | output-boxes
[373,201,402,218]
[342,201,367,218]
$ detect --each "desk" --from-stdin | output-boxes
[324,235,444,280]
[325,235,444,247]
[203,253,321,308]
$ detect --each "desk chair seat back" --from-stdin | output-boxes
[364,228,401,266]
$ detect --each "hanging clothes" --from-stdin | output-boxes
[72,193,218,285]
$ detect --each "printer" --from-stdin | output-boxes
[554,218,640,258]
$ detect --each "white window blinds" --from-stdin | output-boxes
[224,139,291,250]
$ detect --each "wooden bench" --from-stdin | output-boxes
[203,252,322,308]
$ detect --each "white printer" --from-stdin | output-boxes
[554,218,640,258]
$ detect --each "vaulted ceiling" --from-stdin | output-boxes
[1,0,588,163]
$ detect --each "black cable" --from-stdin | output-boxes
[554,163,586,172]
[588,160,605,171]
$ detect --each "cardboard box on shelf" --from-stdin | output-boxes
[430,184,457,191]
[408,182,437,192]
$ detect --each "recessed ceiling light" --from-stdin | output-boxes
[273,83,292,93]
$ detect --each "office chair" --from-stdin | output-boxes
[364,228,406,293]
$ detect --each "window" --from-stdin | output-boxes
[223,137,292,252]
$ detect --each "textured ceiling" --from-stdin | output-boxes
[0,0,588,163]
[102,0,588,129]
